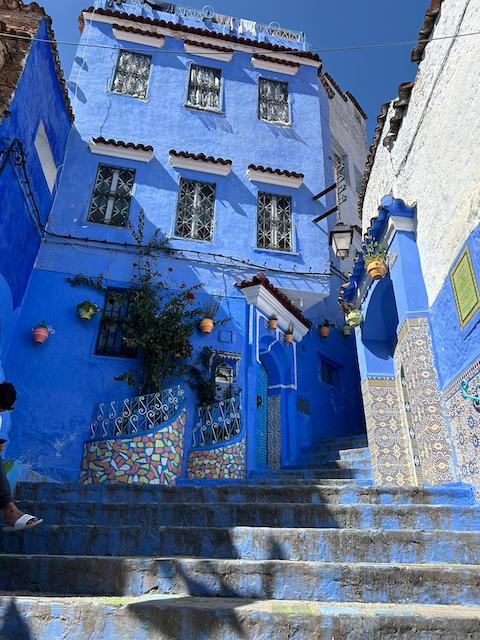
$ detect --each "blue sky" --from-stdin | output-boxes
[29,0,428,139]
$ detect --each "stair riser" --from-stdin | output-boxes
[0,557,479,604]
[2,528,480,563]
[283,460,372,471]
[250,470,372,480]
[14,485,475,506]
[16,501,480,530]
[1,598,478,640]
[299,452,371,464]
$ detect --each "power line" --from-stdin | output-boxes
[0,28,479,56]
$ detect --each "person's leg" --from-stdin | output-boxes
[0,458,39,527]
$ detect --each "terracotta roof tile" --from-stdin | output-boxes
[112,22,163,40]
[411,0,443,63]
[252,53,299,68]
[318,71,367,120]
[80,6,321,63]
[170,149,232,165]
[383,81,415,149]
[248,164,304,180]
[237,273,312,328]
[92,136,154,152]
[357,103,389,219]
[184,39,233,53]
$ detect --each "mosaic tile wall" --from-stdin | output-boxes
[361,377,416,486]
[444,357,480,498]
[187,438,246,480]
[268,395,281,470]
[394,316,456,485]
[80,409,186,485]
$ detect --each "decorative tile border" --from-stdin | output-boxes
[80,410,186,485]
[444,356,480,401]
[187,438,246,480]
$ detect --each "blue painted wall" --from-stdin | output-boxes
[4,3,365,479]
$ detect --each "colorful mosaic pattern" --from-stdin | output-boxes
[187,438,246,480]
[361,376,416,487]
[394,316,455,485]
[445,357,480,498]
[80,409,186,485]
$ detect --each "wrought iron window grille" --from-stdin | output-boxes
[186,64,222,112]
[257,192,292,252]
[112,50,152,99]
[90,384,184,439]
[174,178,216,241]
[96,288,138,358]
[88,164,135,227]
[258,78,290,125]
[192,392,242,448]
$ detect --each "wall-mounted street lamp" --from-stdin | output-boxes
[329,222,353,260]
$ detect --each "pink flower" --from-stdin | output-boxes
[186,292,195,300]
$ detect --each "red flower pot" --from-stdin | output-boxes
[32,326,49,344]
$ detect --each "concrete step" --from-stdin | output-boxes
[249,467,371,480]
[1,595,479,640]
[12,500,480,530]
[282,459,371,471]
[0,556,479,604]
[306,434,368,451]
[1,527,480,562]
[14,482,475,506]
[299,448,371,463]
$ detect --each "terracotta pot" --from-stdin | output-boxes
[319,325,330,338]
[342,324,352,336]
[366,257,387,280]
[285,333,294,344]
[199,318,214,334]
[268,318,278,330]
[32,326,49,344]
[78,307,96,320]
[346,309,363,327]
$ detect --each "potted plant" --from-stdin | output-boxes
[318,319,332,338]
[32,321,52,344]
[342,324,352,336]
[268,314,278,330]
[346,309,363,327]
[198,297,226,334]
[76,300,99,320]
[362,237,388,280]
[284,324,294,344]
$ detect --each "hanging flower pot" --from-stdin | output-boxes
[366,257,387,280]
[285,332,294,344]
[346,309,363,327]
[32,322,53,344]
[76,300,99,320]
[318,320,332,338]
[342,324,352,336]
[199,317,214,334]
[268,316,278,330]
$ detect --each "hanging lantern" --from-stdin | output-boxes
[329,222,353,260]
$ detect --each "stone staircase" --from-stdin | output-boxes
[0,435,479,639]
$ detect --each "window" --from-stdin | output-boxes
[88,164,135,227]
[257,192,292,252]
[187,64,222,111]
[96,289,137,358]
[258,78,289,124]
[333,142,350,185]
[321,360,339,387]
[297,397,310,415]
[34,120,57,192]
[112,50,151,99]
[174,178,216,241]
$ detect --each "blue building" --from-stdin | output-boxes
[0,0,72,450]
[4,0,367,484]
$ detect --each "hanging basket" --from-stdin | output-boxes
[342,324,352,336]
[32,326,50,344]
[319,325,330,338]
[346,309,363,327]
[366,257,387,280]
[199,318,214,334]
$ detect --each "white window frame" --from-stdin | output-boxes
[256,191,293,253]
[111,49,152,100]
[258,77,291,126]
[34,120,57,193]
[185,62,223,113]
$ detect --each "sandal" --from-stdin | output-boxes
[3,513,43,533]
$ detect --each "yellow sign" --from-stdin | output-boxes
[451,246,480,328]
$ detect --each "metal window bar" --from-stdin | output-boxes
[88,165,135,227]
[258,78,289,124]
[175,178,216,241]
[90,384,185,439]
[112,50,152,99]
[96,288,137,357]
[192,393,241,448]
[187,64,222,111]
[257,192,292,252]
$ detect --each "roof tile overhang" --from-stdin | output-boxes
[0,1,73,123]
[318,71,367,120]
[80,6,322,67]
[89,136,154,162]
[112,23,165,47]
[169,149,232,176]
[251,53,299,76]
[237,273,312,340]
[184,38,233,61]
[247,164,304,189]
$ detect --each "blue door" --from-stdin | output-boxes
[255,363,268,466]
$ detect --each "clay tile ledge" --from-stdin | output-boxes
[112,23,165,48]
[251,54,299,76]
[247,164,304,189]
[169,150,232,176]
[237,273,312,341]
[89,137,154,162]
[184,39,234,62]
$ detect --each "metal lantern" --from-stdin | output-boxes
[329,222,353,260]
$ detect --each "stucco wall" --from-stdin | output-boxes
[362,0,480,307]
